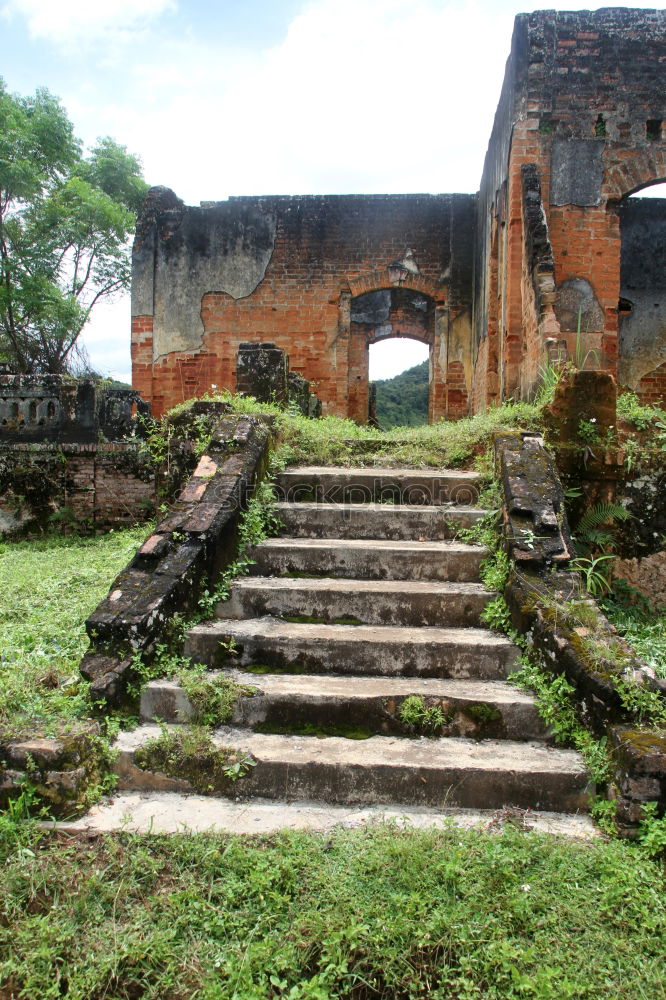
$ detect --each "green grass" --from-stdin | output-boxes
[0,526,149,736]
[1,819,665,999]
[214,390,544,469]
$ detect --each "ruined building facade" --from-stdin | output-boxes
[131,8,666,419]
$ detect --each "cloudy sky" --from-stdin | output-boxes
[2,0,663,382]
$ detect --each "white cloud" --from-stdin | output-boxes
[3,0,175,43]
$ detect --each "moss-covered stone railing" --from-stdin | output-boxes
[80,410,273,706]
[495,431,666,831]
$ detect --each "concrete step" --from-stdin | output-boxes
[114,725,592,812]
[247,537,487,582]
[185,617,519,679]
[52,792,600,839]
[276,466,481,506]
[141,672,550,741]
[274,502,487,540]
[216,577,493,627]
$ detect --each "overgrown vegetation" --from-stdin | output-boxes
[134,725,257,793]
[209,388,545,470]
[2,817,666,999]
[0,525,149,737]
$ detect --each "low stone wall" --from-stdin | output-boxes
[0,442,159,535]
[495,431,666,831]
[80,412,273,705]
[0,722,106,813]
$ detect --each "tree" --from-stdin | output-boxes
[0,80,148,374]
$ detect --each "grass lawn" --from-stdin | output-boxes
[0,526,149,737]
[1,817,665,1000]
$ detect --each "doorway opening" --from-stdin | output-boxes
[349,287,434,427]
[369,338,430,428]
[618,180,666,405]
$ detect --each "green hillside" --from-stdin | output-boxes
[373,359,429,428]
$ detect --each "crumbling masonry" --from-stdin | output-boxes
[131,8,666,420]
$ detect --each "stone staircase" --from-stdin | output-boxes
[113,466,591,819]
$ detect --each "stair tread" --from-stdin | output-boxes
[145,672,537,704]
[53,792,600,838]
[253,537,486,553]
[280,466,481,479]
[275,502,487,515]
[119,724,586,775]
[223,578,493,595]
[192,616,515,647]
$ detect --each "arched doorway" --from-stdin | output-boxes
[618,180,666,404]
[347,287,435,424]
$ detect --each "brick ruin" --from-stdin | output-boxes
[132,7,665,422]
[0,375,157,534]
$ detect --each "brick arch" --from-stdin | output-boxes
[347,269,447,305]
[604,147,666,201]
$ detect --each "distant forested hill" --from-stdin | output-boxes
[373,360,428,428]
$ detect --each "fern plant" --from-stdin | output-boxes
[575,502,633,556]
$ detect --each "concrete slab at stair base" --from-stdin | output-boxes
[247,538,487,582]
[274,502,486,540]
[185,618,519,680]
[51,791,599,839]
[215,578,494,628]
[141,673,550,741]
[115,726,592,813]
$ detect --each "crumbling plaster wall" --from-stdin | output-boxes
[132,191,476,419]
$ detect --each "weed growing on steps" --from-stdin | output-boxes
[398,695,449,735]
[134,725,257,793]
[209,387,545,468]
[197,478,282,615]
[177,667,255,727]
[509,653,612,786]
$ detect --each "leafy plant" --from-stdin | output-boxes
[637,801,666,857]
[178,667,255,727]
[570,553,615,597]
[576,502,634,554]
[398,695,448,734]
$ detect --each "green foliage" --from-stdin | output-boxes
[590,797,619,836]
[178,666,255,728]
[373,359,429,428]
[0,525,148,736]
[0,79,147,373]
[576,502,634,553]
[134,725,257,793]
[1,822,666,998]
[511,654,611,785]
[570,553,615,597]
[617,391,664,431]
[637,801,666,858]
[601,586,666,680]
[398,695,448,734]
[208,388,545,470]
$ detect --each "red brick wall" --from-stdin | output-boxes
[636,362,666,408]
[0,443,157,534]
[133,194,476,421]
